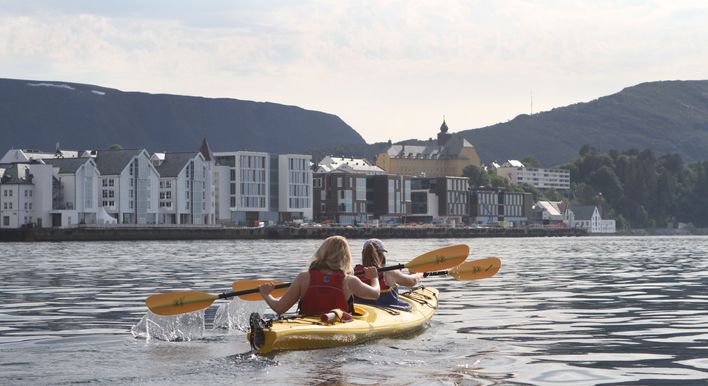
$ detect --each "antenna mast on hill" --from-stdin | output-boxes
[530,90,533,115]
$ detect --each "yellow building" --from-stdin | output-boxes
[375,120,481,177]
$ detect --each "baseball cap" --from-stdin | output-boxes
[363,239,387,253]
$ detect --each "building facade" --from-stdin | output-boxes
[566,205,616,233]
[366,174,412,223]
[376,120,481,178]
[469,190,533,226]
[495,160,571,190]
[94,149,160,224]
[313,172,369,225]
[44,157,101,227]
[152,152,213,225]
[0,162,54,228]
[276,154,313,222]
[408,176,469,225]
[214,151,270,225]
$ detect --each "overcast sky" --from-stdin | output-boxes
[2,1,707,143]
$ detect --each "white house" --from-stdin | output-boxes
[566,205,616,233]
[152,151,214,225]
[44,157,101,227]
[531,200,566,224]
[316,156,385,175]
[93,149,159,224]
[0,162,54,228]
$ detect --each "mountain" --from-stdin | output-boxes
[458,80,708,167]
[0,78,365,153]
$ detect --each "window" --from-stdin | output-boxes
[3,216,8,226]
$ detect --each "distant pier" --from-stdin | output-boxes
[0,225,586,242]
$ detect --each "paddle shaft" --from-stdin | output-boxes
[219,263,408,299]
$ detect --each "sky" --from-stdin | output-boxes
[2,1,708,144]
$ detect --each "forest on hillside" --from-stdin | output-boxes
[464,146,708,230]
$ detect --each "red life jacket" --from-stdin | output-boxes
[354,264,390,291]
[299,270,350,315]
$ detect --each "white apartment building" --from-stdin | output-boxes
[94,149,159,224]
[214,151,270,225]
[44,157,101,227]
[277,154,313,221]
[495,160,570,190]
[214,151,314,225]
[152,151,214,225]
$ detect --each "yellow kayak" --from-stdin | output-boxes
[247,287,439,355]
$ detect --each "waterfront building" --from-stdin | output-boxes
[408,176,469,225]
[494,160,570,190]
[274,154,313,222]
[366,174,412,224]
[565,205,616,233]
[44,157,101,227]
[214,151,312,225]
[531,201,566,225]
[316,156,385,175]
[0,162,53,228]
[375,119,481,178]
[313,172,368,225]
[93,149,160,224]
[214,151,269,225]
[469,189,533,226]
[151,151,212,225]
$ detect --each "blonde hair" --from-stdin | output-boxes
[309,235,353,274]
[362,243,385,268]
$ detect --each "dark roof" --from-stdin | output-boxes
[44,157,93,174]
[570,205,597,220]
[0,164,33,184]
[199,138,214,161]
[94,149,143,175]
[156,152,198,177]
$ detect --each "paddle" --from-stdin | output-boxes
[423,257,501,280]
[232,257,499,302]
[145,244,469,316]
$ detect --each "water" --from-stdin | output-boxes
[1,237,708,385]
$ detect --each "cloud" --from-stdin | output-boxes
[1,1,708,143]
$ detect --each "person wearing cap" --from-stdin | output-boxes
[353,239,424,311]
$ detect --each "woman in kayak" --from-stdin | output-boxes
[354,239,424,311]
[258,235,380,315]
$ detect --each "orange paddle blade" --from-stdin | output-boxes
[448,257,501,280]
[145,291,218,316]
[231,280,289,301]
[404,244,469,273]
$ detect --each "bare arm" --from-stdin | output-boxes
[385,270,423,288]
[259,272,308,314]
[346,267,380,300]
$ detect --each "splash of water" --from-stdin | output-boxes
[213,298,268,332]
[130,311,205,341]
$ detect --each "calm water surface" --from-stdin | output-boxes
[1,236,708,385]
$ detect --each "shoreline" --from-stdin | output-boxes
[0,225,587,242]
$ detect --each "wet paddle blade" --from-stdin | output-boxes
[449,257,501,280]
[232,280,289,301]
[404,244,469,273]
[145,291,219,316]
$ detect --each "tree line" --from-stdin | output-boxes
[463,146,708,230]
